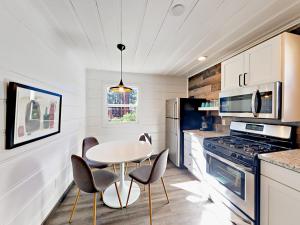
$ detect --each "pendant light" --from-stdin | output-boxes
[109,0,132,93]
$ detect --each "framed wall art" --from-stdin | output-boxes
[6,82,62,149]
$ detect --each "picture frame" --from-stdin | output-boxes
[6,82,62,149]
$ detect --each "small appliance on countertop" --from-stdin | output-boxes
[203,121,295,225]
[199,115,213,131]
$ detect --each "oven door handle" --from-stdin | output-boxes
[205,151,253,173]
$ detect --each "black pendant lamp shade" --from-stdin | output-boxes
[109,44,133,93]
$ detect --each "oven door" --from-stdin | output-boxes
[219,81,281,119]
[205,151,255,222]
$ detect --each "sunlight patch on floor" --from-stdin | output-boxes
[171,180,241,225]
[170,180,210,197]
[185,194,206,203]
[202,202,235,225]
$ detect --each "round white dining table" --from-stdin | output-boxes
[86,140,152,208]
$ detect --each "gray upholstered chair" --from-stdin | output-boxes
[136,133,152,164]
[126,149,169,225]
[125,133,152,173]
[69,155,122,225]
[82,137,116,172]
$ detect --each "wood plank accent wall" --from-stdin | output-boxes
[188,64,224,131]
[188,64,221,100]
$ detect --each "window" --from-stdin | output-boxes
[105,87,138,123]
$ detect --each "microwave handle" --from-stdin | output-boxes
[251,90,261,117]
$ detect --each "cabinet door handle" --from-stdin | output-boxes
[238,74,242,87]
[243,73,247,86]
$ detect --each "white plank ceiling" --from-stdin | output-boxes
[2,0,300,76]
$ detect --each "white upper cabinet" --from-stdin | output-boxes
[220,32,300,122]
[244,35,281,86]
[221,34,282,91]
[221,54,244,91]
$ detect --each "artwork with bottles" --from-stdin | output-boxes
[6,82,62,149]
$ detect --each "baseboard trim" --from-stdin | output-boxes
[41,181,74,225]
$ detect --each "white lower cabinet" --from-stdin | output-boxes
[184,133,206,180]
[260,161,300,225]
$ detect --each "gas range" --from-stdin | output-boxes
[203,122,295,225]
[204,135,290,171]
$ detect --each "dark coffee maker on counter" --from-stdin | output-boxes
[199,115,213,131]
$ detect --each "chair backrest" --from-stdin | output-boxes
[71,155,97,193]
[139,133,152,145]
[148,149,169,183]
[82,137,99,159]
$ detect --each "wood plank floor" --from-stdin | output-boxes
[44,162,235,225]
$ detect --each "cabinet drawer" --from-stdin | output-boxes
[184,133,191,142]
[191,151,206,170]
[184,153,192,170]
[190,138,204,151]
[184,146,192,169]
[261,161,300,192]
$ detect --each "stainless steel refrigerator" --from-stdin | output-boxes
[166,98,205,167]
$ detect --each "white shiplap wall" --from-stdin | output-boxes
[0,3,86,225]
[86,69,187,154]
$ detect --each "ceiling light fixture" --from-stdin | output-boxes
[198,56,207,62]
[109,0,132,93]
[171,4,185,16]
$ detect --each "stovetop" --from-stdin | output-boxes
[211,136,288,156]
[203,135,290,169]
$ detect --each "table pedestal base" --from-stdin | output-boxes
[103,180,140,208]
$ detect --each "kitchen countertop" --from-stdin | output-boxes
[183,129,229,138]
[259,149,300,173]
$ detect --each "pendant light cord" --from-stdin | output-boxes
[120,0,123,81]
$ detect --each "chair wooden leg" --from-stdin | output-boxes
[148,184,152,225]
[68,189,80,223]
[114,182,123,208]
[148,158,152,165]
[93,193,97,225]
[126,178,133,208]
[113,164,116,173]
[161,177,169,203]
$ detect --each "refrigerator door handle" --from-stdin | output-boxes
[174,101,177,118]
[174,118,177,134]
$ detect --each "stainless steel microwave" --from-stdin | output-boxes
[219,81,281,119]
